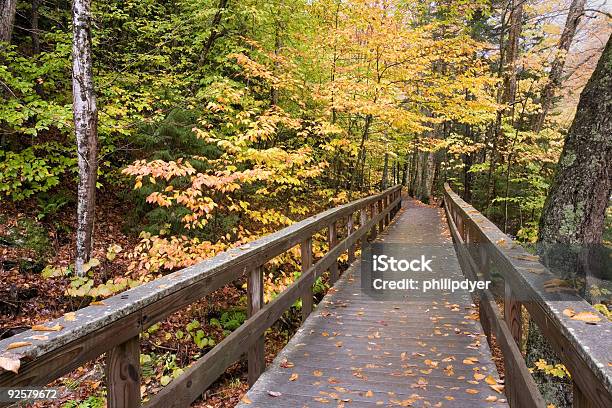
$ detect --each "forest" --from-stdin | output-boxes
[0,0,611,407]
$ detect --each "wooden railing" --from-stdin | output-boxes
[0,185,403,408]
[443,183,612,408]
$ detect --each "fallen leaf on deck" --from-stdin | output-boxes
[241,395,252,404]
[474,373,485,381]
[267,390,282,397]
[64,312,76,321]
[0,356,20,373]
[490,384,505,393]
[32,324,63,332]
[6,342,31,350]
[313,370,323,377]
[289,373,299,381]
[485,375,496,385]
[466,389,479,394]
[90,301,105,306]
[485,396,498,402]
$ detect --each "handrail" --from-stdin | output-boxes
[443,183,612,408]
[0,185,403,407]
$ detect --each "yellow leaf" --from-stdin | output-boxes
[241,395,252,404]
[570,311,601,323]
[31,324,63,332]
[485,375,496,385]
[6,342,32,350]
[313,370,323,377]
[485,396,498,402]
[289,373,299,381]
[466,389,479,394]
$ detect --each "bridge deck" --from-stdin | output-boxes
[237,199,508,407]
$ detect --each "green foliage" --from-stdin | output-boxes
[219,309,247,331]
[62,396,106,408]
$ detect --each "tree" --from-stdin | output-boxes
[533,0,586,132]
[538,34,611,245]
[72,0,99,276]
[0,0,17,43]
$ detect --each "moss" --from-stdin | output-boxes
[558,202,584,240]
[560,151,576,168]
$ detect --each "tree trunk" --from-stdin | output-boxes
[533,0,586,133]
[502,0,524,117]
[31,0,41,55]
[0,0,17,43]
[401,161,408,186]
[72,0,99,276]
[381,153,389,190]
[527,35,612,408]
[538,35,611,245]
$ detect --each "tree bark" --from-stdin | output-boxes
[538,35,611,245]
[31,0,41,55]
[381,152,389,190]
[0,0,17,43]
[533,0,586,133]
[72,0,99,276]
[502,0,524,117]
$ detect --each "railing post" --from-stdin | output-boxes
[247,266,265,385]
[573,382,596,408]
[377,199,384,233]
[300,237,313,321]
[384,195,390,226]
[504,281,523,350]
[346,214,355,264]
[106,336,141,408]
[328,221,339,283]
[370,203,377,240]
[360,207,368,247]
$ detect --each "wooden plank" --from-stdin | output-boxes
[574,381,596,408]
[360,207,368,248]
[346,214,355,264]
[370,203,377,240]
[328,221,339,283]
[504,281,523,349]
[106,336,141,408]
[247,266,265,385]
[301,237,313,321]
[377,199,384,232]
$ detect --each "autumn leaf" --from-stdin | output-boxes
[485,395,498,402]
[466,389,479,394]
[313,370,323,377]
[64,312,76,321]
[485,375,497,385]
[289,373,299,381]
[267,391,282,397]
[6,342,32,350]
[0,356,20,373]
[241,395,252,404]
[32,324,63,332]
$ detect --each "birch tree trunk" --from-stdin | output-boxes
[72,0,99,276]
[0,0,17,43]
[533,0,586,133]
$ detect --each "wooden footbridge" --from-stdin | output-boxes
[1,185,611,408]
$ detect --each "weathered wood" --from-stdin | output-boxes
[346,214,355,264]
[329,221,339,282]
[377,199,384,232]
[301,237,313,321]
[574,381,596,408]
[504,281,523,349]
[444,184,612,408]
[444,199,545,408]
[247,266,264,385]
[370,202,377,240]
[106,336,141,408]
[359,207,368,247]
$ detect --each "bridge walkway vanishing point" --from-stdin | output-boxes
[2,184,610,408]
[237,199,509,407]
